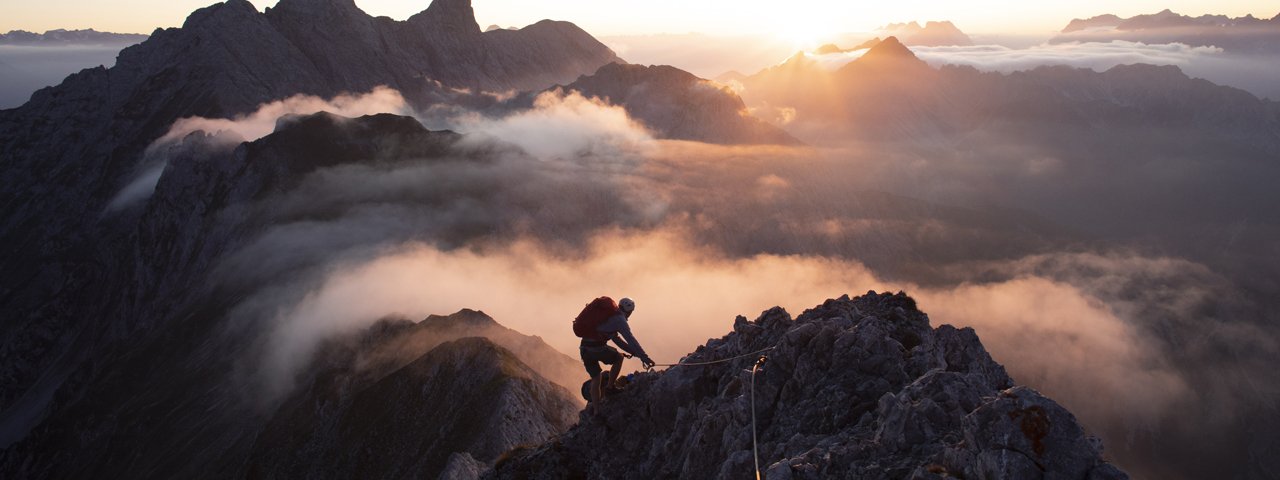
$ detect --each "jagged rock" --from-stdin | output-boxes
[489,291,1125,479]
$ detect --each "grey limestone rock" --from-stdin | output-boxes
[489,291,1126,480]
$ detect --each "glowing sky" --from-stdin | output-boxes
[0,0,1276,37]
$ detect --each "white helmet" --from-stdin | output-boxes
[619,297,635,315]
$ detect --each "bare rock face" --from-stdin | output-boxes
[489,291,1126,479]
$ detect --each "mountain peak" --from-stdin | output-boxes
[492,291,1129,478]
[860,36,918,61]
[409,0,481,34]
[183,0,261,29]
[266,0,366,21]
[421,309,500,328]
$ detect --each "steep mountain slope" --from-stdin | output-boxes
[0,0,616,451]
[491,291,1126,479]
[0,113,469,478]
[246,334,578,479]
[0,0,618,287]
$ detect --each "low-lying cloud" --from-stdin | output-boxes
[799,40,1280,99]
[454,91,655,161]
[801,41,1224,73]
[104,87,411,213]
[912,41,1224,73]
[256,229,1198,441]
[142,79,1277,479]
[156,86,409,146]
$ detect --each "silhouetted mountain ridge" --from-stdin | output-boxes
[490,291,1127,479]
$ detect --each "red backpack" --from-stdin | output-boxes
[574,296,619,342]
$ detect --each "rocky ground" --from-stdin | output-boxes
[490,291,1127,480]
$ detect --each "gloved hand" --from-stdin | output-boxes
[642,357,655,369]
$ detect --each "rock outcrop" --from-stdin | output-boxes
[490,291,1127,479]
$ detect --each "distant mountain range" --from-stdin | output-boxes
[1052,9,1280,53]
[876,20,973,46]
[734,36,1280,149]
[0,29,147,46]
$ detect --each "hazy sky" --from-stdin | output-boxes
[0,0,1276,37]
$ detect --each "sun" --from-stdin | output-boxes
[777,25,824,49]
[772,14,844,50]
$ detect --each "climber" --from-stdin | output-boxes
[573,296,655,403]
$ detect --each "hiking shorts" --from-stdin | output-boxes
[580,343,623,378]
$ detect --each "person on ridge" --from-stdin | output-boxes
[576,296,654,403]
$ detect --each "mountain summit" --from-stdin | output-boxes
[856,36,920,63]
[491,291,1127,479]
[412,0,482,34]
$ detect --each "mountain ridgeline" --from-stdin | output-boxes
[492,291,1125,479]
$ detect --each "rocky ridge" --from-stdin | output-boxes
[490,291,1126,479]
